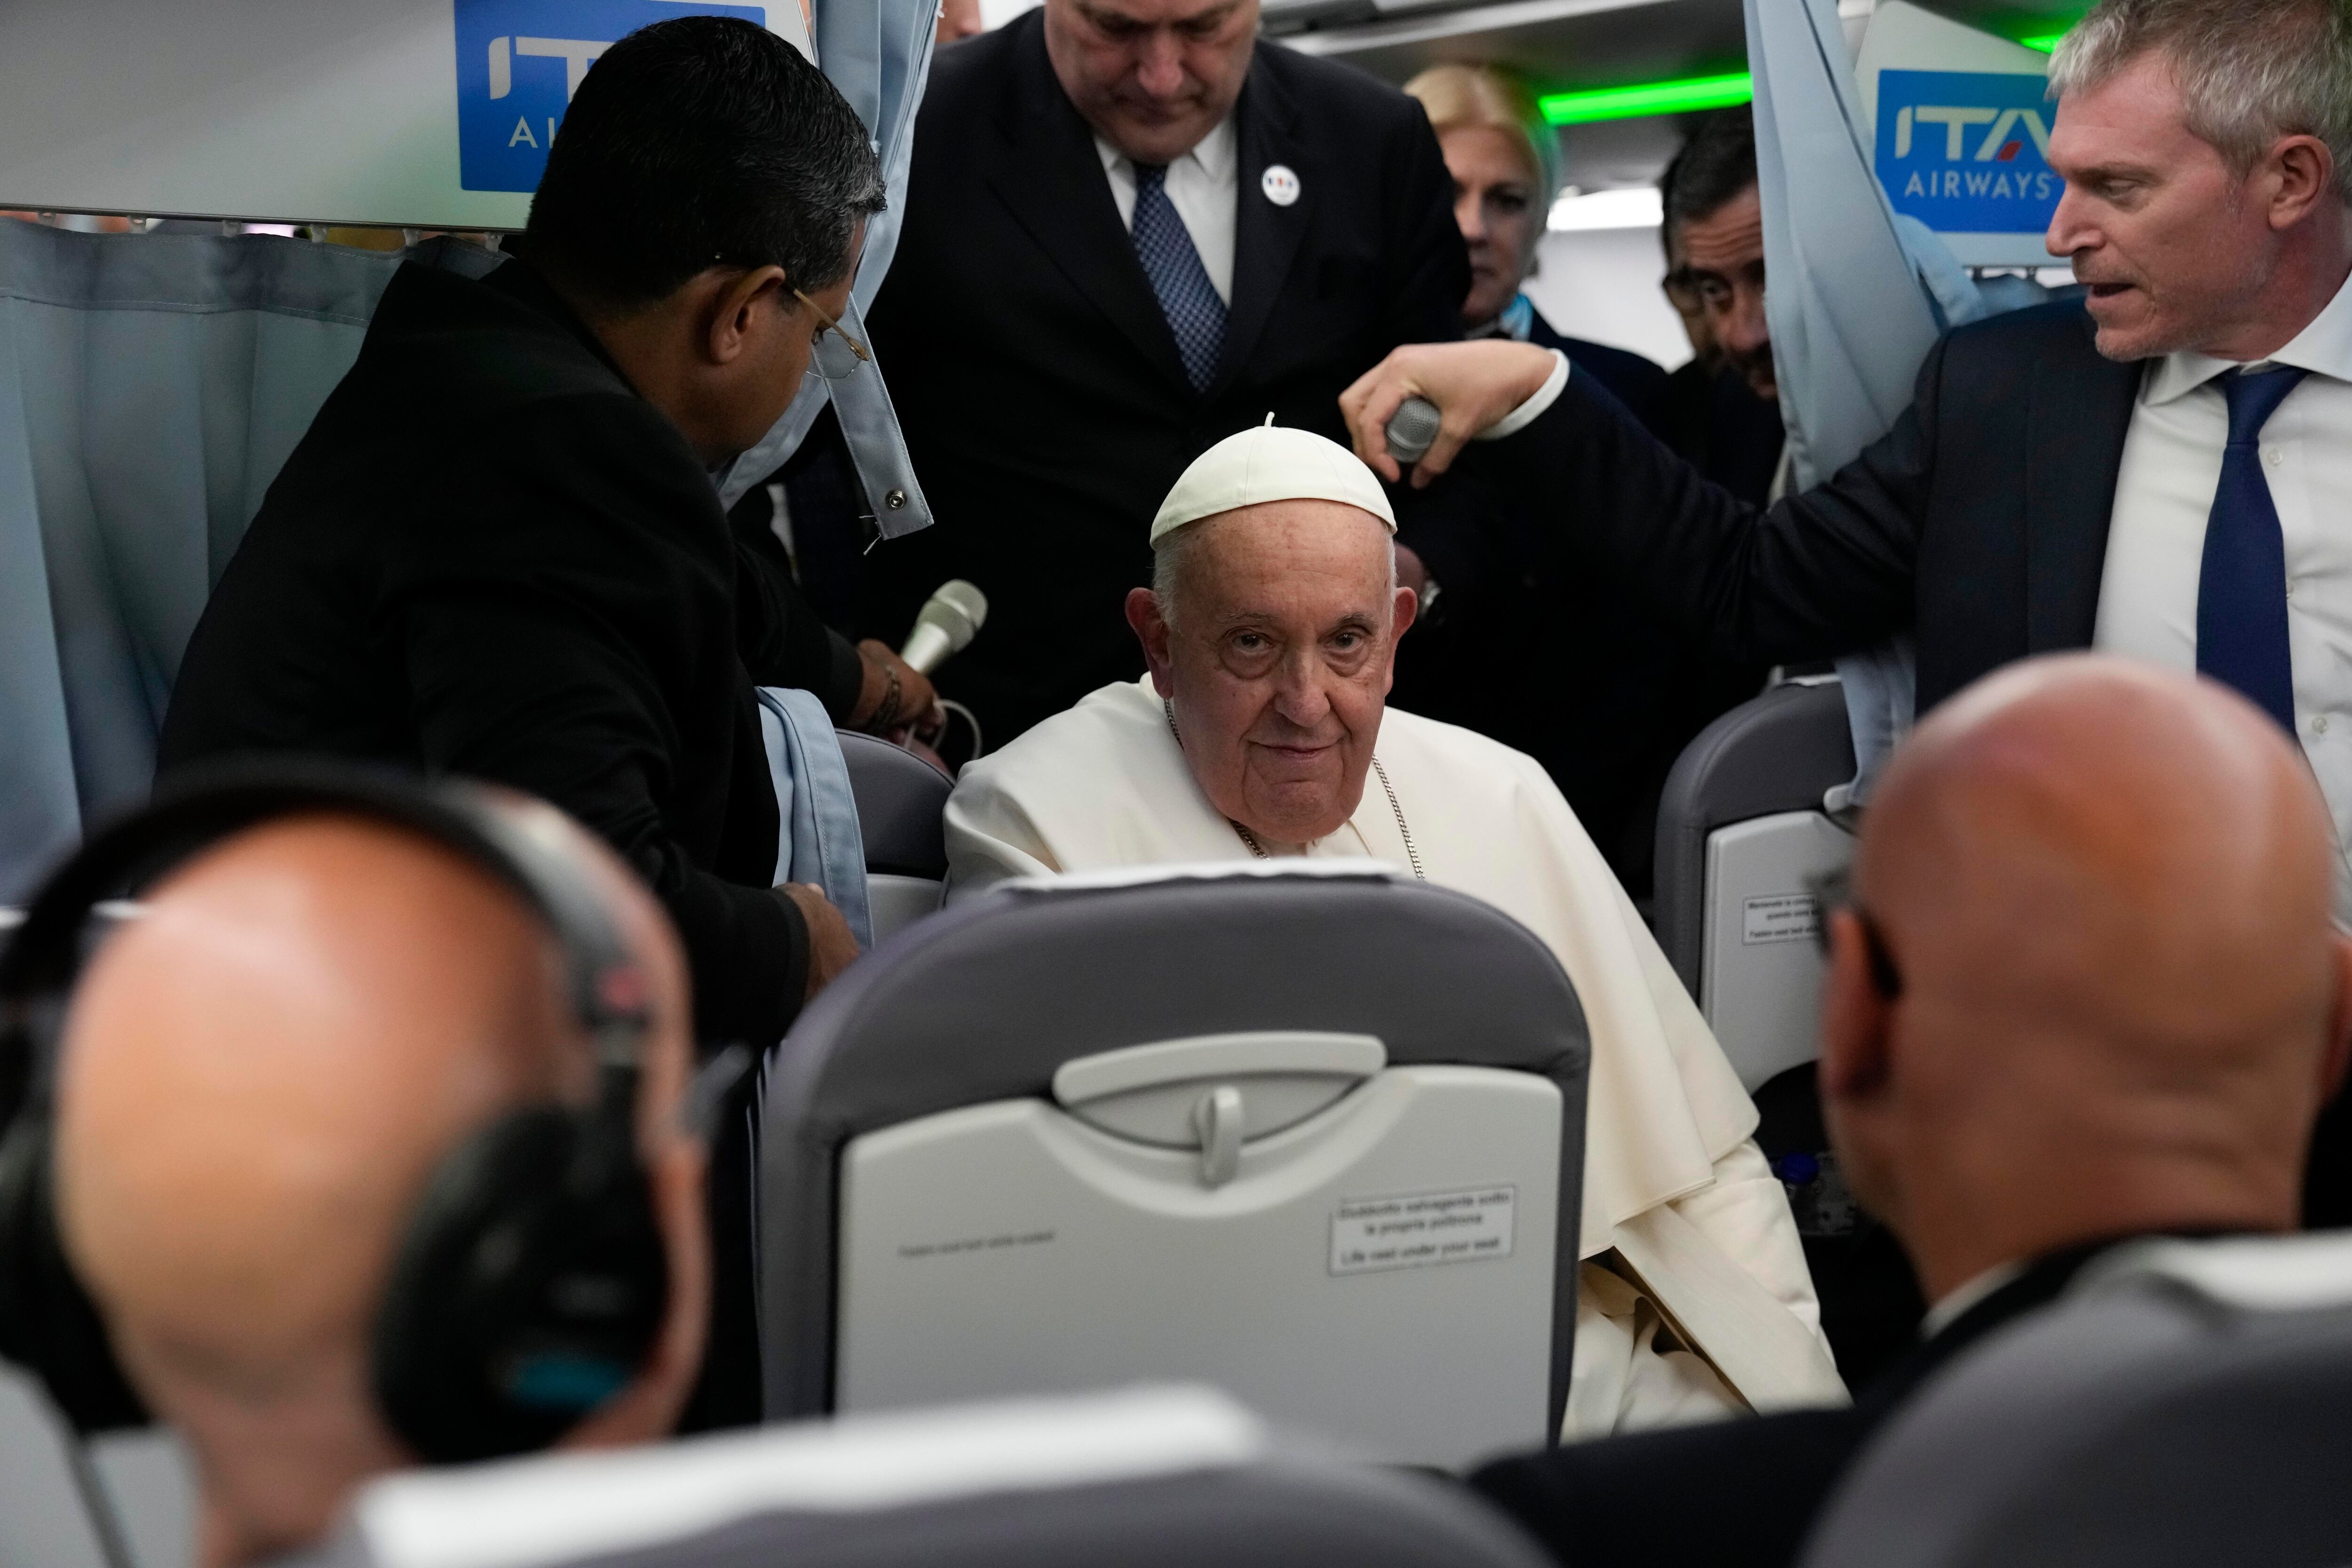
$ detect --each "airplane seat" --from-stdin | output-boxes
[835,730,951,943]
[0,1357,119,1568]
[327,1387,1552,1568]
[1800,1233,2352,1568]
[0,219,499,906]
[1652,679,1923,1385]
[0,1356,197,1568]
[1653,676,1856,1090]
[756,863,1592,1470]
[84,1426,198,1568]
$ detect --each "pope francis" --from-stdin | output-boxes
[944,422,1844,1438]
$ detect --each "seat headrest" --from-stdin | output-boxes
[342,1387,1266,1568]
[996,859,1417,896]
[2072,1231,2352,1315]
[1798,1233,2352,1568]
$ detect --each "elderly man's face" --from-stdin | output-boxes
[1126,500,1416,846]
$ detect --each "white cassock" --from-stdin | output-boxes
[945,676,1849,1439]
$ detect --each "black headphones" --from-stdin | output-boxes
[0,760,671,1463]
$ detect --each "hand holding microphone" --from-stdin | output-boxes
[855,581,991,752]
[852,639,938,741]
[1339,340,1561,487]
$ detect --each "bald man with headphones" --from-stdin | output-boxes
[0,766,712,1568]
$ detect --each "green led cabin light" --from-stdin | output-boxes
[1538,72,1754,127]
[2020,31,2068,51]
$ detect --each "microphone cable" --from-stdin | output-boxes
[936,699,985,762]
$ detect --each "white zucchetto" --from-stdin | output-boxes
[1148,419,1397,546]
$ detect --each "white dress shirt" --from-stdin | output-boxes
[1095,116,1239,306]
[1918,1258,2026,1339]
[2095,271,2352,910]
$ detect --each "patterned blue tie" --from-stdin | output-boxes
[2196,366,2308,732]
[1131,162,1227,391]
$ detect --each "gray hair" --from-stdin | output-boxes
[1150,515,1398,633]
[2050,0,2352,199]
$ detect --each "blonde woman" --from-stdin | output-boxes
[1404,63,1667,413]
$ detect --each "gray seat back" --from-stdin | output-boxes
[1801,1234,2352,1568]
[0,1357,124,1568]
[834,731,951,943]
[0,1362,197,1568]
[1653,679,1857,1091]
[325,1387,1551,1568]
[757,866,1590,1453]
[84,1428,196,1568]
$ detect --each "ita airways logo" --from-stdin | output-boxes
[454,0,767,193]
[1874,69,2061,237]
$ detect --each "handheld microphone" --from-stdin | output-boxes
[899,580,989,675]
[1384,396,1444,466]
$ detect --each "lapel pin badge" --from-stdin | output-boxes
[1260,164,1301,207]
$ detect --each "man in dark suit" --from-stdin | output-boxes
[1469,655,2352,1567]
[157,20,927,1051]
[1344,0,2352,949]
[860,0,1465,742]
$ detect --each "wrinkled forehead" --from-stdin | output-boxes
[1173,499,1395,607]
[1061,0,1249,29]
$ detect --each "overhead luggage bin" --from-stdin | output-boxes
[0,0,810,229]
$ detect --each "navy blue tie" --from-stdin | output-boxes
[2196,366,2308,732]
[1131,162,1227,391]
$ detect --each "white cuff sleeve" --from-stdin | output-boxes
[1474,349,1570,442]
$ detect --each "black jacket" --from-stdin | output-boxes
[1525,310,1669,421]
[1468,1245,2116,1568]
[1392,314,1764,898]
[861,14,1467,741]
[1475,300,2143,707]
[1637,357,1786,509]
[158,258,862,1048]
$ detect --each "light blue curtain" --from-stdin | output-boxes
[1744,0,2043,802]
[0,224,493,899]
[716,0,940,540]
[755,686,874,948]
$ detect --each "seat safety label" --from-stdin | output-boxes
[1331,1186,1516,1276]
[1742,893,1822,946]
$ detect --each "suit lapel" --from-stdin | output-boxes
[2023,312,2143,652]
[1213,56,1312,397]
[979,17,1191,390]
